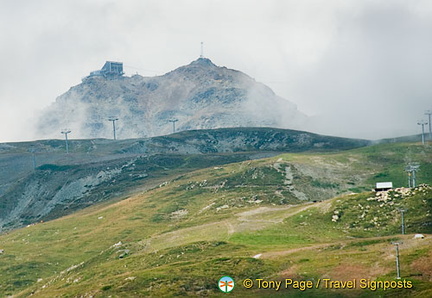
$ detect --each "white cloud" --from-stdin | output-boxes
[0,0,431,142]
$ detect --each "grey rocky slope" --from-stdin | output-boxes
[36,58,306,140]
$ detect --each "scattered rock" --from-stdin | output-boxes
[170,209,189,219]
[118,249,130,258]
[111,241,123,248]
[216,205,229,212]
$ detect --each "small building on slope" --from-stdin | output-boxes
[375,182,393,191]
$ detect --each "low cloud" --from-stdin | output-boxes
[0,1,431,142]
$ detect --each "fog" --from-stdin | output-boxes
[0,0,431,142]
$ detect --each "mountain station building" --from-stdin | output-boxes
[83,61,124,81]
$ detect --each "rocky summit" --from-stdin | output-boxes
[36,58,306,140]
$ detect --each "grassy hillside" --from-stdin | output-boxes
[0,127,370,231]
[0,142,431,297]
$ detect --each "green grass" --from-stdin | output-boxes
[0,142,431,297]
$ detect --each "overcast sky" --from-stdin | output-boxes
[1,0,431,142]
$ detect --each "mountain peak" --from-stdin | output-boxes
[37,59,306,140]
[189,57,217,67]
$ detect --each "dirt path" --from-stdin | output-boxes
[259,234,432,259]
[260,243,329,258]
[224,220,235,235]
[141,201,329,253]
[236,202,315,222]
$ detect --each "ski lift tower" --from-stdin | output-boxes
[169,118,178,133]
[405,163,420,188]
[61,129,71,154]
[108,116,119,140]
[425,110,432,141]
[417,120,428,145]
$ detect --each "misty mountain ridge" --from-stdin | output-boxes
[36,58,306,140]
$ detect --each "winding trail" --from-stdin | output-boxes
[259,234,432,259]
[141,200,329,253]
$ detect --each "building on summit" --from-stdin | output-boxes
[83,61,124,81]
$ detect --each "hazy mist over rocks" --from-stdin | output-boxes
[1,1,432,142]
[36,58,306,140]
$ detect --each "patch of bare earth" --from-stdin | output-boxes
[261,243,331,259]
[323,262,389,284]
[411,249,432,281]
[279,264,302,279]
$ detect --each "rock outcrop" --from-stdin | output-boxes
[37,58,306,139]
